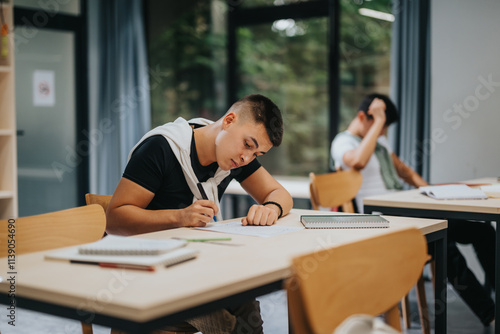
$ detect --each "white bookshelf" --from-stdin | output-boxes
[0,0,18,218]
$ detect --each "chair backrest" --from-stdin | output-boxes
[85,193,112,213]
[285,228,427,334]
[309,169,362,212]
[0,205,106,257]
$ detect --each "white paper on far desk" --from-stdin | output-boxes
[419,184,487,200]
[480,184,500,198]
[195,221,304,237]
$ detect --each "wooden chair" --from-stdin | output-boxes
[84,193,197,334]
[85,193,112,213]
[309,171,431,334]
[0,205,106,334]
[285,228,428,334]
[82,194,113,333]
[309,170,362,213]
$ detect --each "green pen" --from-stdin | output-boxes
[173,237,241,246]
[183,238,231,242]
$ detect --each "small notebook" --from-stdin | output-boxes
[46,247,199,271]
[419,184,488,200]
[78,235,187,256]
[300,215,389,229]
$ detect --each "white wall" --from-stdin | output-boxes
[430,0,500,183]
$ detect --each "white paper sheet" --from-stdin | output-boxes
[419,184,487,200]
[480,184,500,198]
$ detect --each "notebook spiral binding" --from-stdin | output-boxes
[300,215,389,229]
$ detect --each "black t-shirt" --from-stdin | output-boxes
[123,134,261,210]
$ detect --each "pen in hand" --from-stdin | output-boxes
[197,182,217,222]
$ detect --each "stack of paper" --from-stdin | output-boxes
[45,235,199,271]
[78,235,187,255]
[419,184,488,200]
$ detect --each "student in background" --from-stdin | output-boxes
[107,94,293,334]
[331,93,495,327]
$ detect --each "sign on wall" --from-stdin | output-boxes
[33,70,55,107]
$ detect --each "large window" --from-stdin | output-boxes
[236,18,328,176]
[146,0,228,125]
[339,0,393,131]
[146,0,393,175]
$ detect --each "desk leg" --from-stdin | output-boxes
[495,218,500,334]
[433,231,447,334]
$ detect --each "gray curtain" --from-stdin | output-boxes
[390,0,431,181]
[88,0,151,195]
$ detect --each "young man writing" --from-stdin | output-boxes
[107,94,293,333]
[331,93,495,327]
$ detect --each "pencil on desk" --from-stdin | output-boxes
[183,238,231,242]
[99,263,155,272]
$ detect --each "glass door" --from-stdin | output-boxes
[14,0,87,216]
[15,29,78,216]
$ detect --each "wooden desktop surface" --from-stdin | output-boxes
[364,177,500,214]
[0,209,446,323]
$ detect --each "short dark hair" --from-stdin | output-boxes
[358,93,399,126]
[233,94,284,147]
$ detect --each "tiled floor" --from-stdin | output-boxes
[403,280,494,334]
[0,281,494,333]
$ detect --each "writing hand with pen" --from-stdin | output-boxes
[178,200,218,228]
[176,182,218,228]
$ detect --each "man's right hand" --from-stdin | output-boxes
[179,200,218,227]
[368,98,386,124]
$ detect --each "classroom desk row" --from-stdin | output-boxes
[0,209,447,334]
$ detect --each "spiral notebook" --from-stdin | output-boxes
[300,215,389,229]
[78,235,187,256]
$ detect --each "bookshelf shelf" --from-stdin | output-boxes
[0,190,13,199]
[0,1,18,218]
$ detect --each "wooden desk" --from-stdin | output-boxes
[0,209,446,333]
[364,177,500,334]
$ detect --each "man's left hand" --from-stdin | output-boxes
[242,204,279,226]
